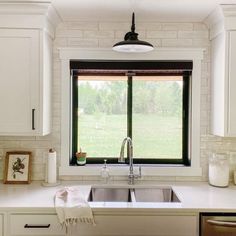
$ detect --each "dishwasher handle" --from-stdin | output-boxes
[207,219,236,228]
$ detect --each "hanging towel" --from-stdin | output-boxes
[55,186,95,231]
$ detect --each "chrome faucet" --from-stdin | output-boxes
[119,137,142,185]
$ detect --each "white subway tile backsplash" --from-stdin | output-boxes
[178,30,209,39]
[99,22,130,30]
[60,175,84,181]
[147,31,177,39]
[0,141,21,148]
[162,38,192,47]
[66,22,98,30]
[193,23,208,30]
[31,170,45,180]
[98,38,117,47]
[19,141,51,149]
[175,176,202,182]
[115,30,146,39]
[192,38,209,47]
[68,38,98,47]
[161,23,193,31]
[56,29,83,38]
[137,22,162,30]
[53,38,68,47]
[142,38,162,47]
[84,30,114,39]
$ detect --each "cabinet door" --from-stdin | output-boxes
[0,29,39,135]
[0,214,2,236]
[228,31,236,135]
[211,32,226,136]
[75,214,197,236]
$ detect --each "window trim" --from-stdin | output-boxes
[59,47,204,177]
[71,65,190,165]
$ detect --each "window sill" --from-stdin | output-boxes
[59,165,202,177]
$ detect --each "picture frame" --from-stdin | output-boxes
[4,151,31,184]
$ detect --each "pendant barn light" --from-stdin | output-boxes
[113,12,154,53]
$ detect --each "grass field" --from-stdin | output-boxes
[78,114,182,159]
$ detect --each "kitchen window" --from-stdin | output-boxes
[70,61,191,165]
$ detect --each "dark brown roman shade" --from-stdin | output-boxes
[70,60,193,76]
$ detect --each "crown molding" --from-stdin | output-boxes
[204,4,236,40]
[0,1,61,38]
[0,1,50,15]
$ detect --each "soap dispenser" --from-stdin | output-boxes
[100,159,110,184]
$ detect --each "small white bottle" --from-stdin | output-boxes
[100,159,110,184]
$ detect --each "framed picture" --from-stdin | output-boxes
[4,151,31,184]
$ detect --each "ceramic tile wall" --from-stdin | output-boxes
[1,21,236,181]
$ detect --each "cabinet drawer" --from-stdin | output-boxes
[10,214,65,235]
[0,214,3,236]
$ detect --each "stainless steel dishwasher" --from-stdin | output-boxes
[200,213,236,236]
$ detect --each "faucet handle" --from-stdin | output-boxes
[128,166,142,185]
[134,166,142,178]
[138,166,142,178]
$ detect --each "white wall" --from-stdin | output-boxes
[0,20,236,181]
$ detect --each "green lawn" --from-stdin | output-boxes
[78,114,182,159]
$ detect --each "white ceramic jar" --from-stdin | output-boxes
[209,152,229,187]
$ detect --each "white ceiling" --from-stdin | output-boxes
[52,0,236,22]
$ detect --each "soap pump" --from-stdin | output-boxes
[100,159,110,184]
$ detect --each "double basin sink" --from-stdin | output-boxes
[88,186,180,203]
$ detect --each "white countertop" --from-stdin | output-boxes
[0,181,236,213]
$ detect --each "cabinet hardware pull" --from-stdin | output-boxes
[24,224,50,228]
[32,109,35,130]
[207,219,236,228]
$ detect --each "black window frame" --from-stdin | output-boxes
[70,60,191,166]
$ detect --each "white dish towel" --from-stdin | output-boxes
[55,186,95,230]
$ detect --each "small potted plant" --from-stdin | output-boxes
[76,148,87,166]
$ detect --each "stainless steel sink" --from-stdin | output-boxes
[88,186,180,203]
[88,187,131,202]
[131,187,180,202]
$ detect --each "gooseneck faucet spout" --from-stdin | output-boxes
[119,137,133,163]
[119,137,141,184]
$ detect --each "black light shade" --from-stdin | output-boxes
[113,13,154,53]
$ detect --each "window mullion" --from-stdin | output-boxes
[126,75,133,164]
[127,76,132,139]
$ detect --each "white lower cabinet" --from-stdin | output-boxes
[9,214,65,236]
[8,212,197,236]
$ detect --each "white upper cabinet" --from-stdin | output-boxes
[0,29,41,135]
[206,5,236,136]
[0,2,59,136]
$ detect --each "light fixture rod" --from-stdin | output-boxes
[131,12,135,33]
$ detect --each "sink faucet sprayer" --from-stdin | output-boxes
[119,137,142,185]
